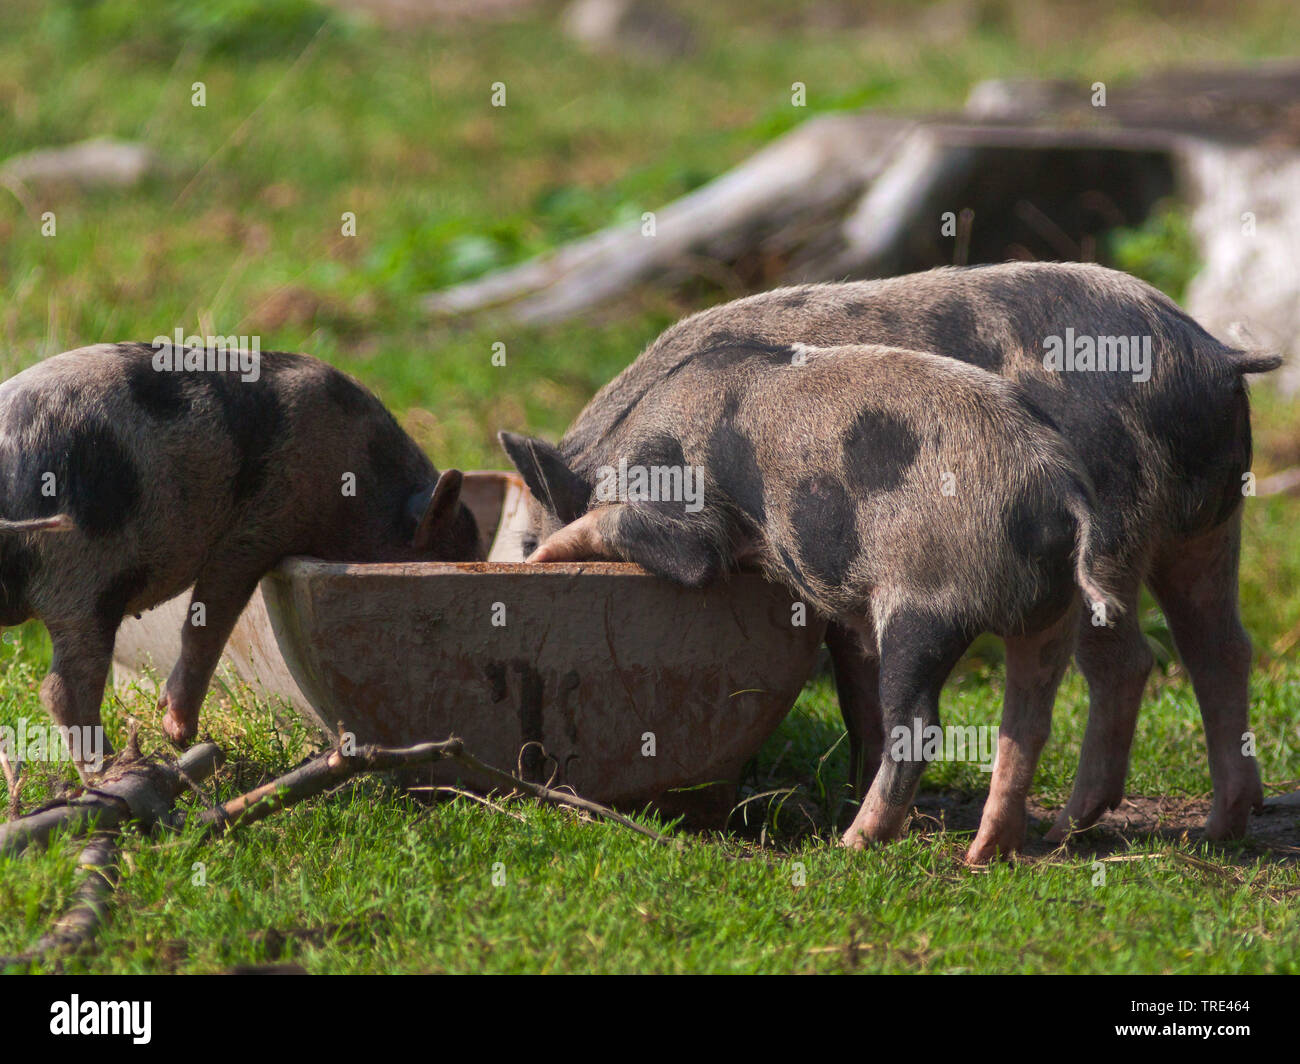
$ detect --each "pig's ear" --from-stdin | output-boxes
[498,431,589,524]
[411,469,464,551]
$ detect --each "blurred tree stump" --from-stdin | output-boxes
[423,63,1300,389]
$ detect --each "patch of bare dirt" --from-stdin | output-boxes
[909,790,1300,863]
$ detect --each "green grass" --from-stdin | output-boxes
[1,0,1299,973]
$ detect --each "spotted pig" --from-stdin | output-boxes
[502,341,1124,863]
[522,261,1280,847]
[0,343,480,772]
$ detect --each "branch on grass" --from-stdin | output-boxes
[0,833,120,970]
[0,742,224,857]
[450,743,679,847]
[420,112,904,324]
[193,735,678,847]
[1258,467,1300,497]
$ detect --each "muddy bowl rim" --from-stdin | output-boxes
[272,557,775,580]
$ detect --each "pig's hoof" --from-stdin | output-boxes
[1205,778,1265,840]
[964,838,1012,865]
[840,816,905,850]
[1045,793,1117,842]
[159,698,197,747]
[1204,809,1250,842]
[965,823,1025,865]
[161,713,194,747]
[1044,815,1076,844]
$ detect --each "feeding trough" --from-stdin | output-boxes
[113,472,825,824]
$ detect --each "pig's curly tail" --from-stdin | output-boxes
[1062,481,1123,627]
[0,514,76,533]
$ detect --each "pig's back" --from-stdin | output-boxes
[648,344,1090,629]
[565,262,1247,566]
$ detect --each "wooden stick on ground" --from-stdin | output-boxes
[194,735,678,847]
[0,833,121,969]
[1258,467,1300,497]
[0,742,224,857]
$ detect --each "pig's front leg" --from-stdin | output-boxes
[41,616,119,781]
[825,620,883,797]
[159,563,268,746]
[841,609,972,848]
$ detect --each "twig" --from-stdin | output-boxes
[0,742,224,857]
[449,743,678,846]
[407,785,530,823]
[192,736,679,847]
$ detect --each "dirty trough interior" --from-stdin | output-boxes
[112,471,825,825]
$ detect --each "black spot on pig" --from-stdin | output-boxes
[1001,489,1074,560]
[610,505,721,588]
[1074,409,1143,507]
[1145,371,1251,533]
[126,358,194,420]
[842,409,919,494]
[708,398,765,525]
[0,538,35,626]
[199,373,288,503]
[791,476,859,586]
[323,366,372,414]
[625,435,701,519]
[844,302,869,318]
[774,291,809,310]
[93,565,151,630]
[1000,489,1077,628]
[926,297,1003,372]
[635,434,687,469]
[63,422,142,538]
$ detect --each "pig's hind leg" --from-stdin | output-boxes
[159,559,271,746]
[967,603,1077,864]
[1148,513,1263,840]
[841,608,973,848]
[41,615,119,780]
[1047,576,1151,842]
